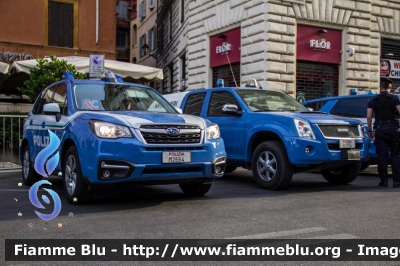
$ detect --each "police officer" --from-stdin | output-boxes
[367,77,400,187]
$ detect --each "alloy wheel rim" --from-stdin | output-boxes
[65,155,77,196]
[257,151,277,181]
[23,150,29,179]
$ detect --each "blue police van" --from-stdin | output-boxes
[303,94,376,170]
[20,71,226,203]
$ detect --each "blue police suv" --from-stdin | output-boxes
[20,71,226,203]
[303,94,376,170]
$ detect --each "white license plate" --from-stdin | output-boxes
[339,139,355,149]
[162,151,191,163]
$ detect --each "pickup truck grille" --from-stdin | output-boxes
[139,125,202,144]
[317,125,361,138]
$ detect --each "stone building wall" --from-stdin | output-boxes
[187,0,400,95]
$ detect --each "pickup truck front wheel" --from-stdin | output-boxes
[179,182,212,196]
[252,141,293,190]
[321,162,360,184]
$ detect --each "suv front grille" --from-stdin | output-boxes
[317,125,361,138]
[139,124,202,144]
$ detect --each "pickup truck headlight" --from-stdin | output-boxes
[294,119,316,139]
[89,121,132,138]
[206,124,220,139]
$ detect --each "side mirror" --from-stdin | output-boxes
[175,107,183,114]
[43,103,61,122]
[222,104,242,116]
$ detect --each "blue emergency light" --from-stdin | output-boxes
[216,79,224,87]
[62,72,75,81]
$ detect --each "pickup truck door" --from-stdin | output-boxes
[203,90,246,161]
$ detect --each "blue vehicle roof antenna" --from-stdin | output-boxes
[101,70,117,83]
[62,72,75,81]
[216,79,224,87]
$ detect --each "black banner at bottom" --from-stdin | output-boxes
[5,239,400,261]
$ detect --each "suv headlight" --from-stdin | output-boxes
[294,119,315,139]
[89,121,132,138]
[206,123,220,139]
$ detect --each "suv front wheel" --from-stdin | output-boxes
[63,146,95,204]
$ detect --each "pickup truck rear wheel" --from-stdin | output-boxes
[224,165,237,173]
[251,141,293,190]
[321,162,360,184]
[63,146,94,204]
[179,182,212,196]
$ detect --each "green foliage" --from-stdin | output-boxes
[0,111,29,152]
[17,55,87,102]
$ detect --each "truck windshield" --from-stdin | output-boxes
[236,89,309,112]
[73,84,177,113]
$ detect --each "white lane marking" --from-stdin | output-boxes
[305,233,359,239]
[225,227,328,239]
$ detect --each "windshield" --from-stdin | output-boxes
[236,89,309,112]
[73,84,177,113]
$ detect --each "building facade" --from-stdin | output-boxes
[117,0,137,62]
[156,0,188,94]
[0,0,118,111]
[186,0,400,102]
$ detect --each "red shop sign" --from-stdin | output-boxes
[210,28,241,68]
[297,24,342,64]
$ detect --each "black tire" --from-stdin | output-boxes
[360,162,370,171]
[321,162,360,184]
[179,182,212,196]
[63,146,94,204]
[21,145,42,186]
[251,141,293,190]
[224,165,237,173]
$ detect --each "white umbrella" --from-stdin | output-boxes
[0,61,9,74]
[10,56,163,81]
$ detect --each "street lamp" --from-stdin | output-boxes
[142,43,157,58]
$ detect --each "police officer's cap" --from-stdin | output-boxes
[380,76,393,84]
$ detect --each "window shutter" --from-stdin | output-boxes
[140,35,144,57]
[157,24,163,52]
[149,0,154,10]
[139,2,143,21]
[117,2,128,20]
[48,1,73,48]
[143,0,146,19]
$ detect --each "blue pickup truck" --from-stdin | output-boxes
[20,71,226,203]
[164,87,370,189]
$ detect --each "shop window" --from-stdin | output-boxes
[296,61,338,102]
[212,63,240,88]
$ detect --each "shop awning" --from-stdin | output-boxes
[10,56,164,81]
[0,62,10,74]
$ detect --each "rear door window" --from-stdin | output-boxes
[331,97,373,118]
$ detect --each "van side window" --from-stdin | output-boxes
[207,91,240,116]
[183,93,206,116]
[331,97,373,118]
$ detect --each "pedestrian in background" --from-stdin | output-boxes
[367,77,400,187]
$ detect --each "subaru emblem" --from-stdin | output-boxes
[166,128,180,136]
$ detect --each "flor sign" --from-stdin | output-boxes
[310,38,331,51]
[216,42,232,55]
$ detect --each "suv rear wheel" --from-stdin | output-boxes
[22,145,42,186]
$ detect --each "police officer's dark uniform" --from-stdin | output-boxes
[367,77,400,187]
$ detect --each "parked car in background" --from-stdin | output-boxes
[20,71,227,203]
[164,87,370,190]
[303,94,376,171]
